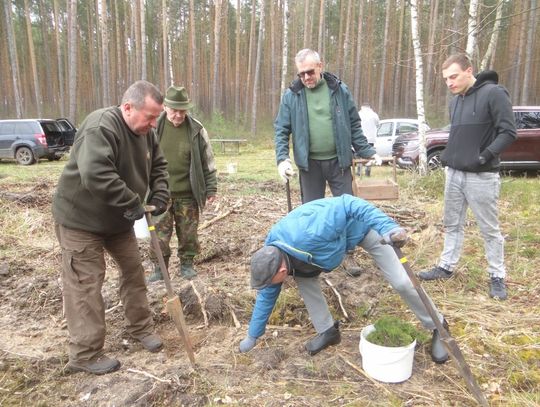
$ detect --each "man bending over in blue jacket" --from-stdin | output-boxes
[239,194,449,363]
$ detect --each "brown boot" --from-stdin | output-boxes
[65,355,121,375]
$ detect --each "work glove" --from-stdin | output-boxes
[123,204,145,221]
[383,228,408,248]
[366,153,383,166]
[239,335,257,352]
[277,159,295,182]
[148,198,167,216]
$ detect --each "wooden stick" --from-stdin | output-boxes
[323,277,350,320]
[190,281,209,327]
[126,368,171,383]
[228,304,241,328]
[199,199,243,230]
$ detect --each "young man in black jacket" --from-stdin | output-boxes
[419,54,516,300]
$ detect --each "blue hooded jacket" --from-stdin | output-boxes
[247,194,400,338]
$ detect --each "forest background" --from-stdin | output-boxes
[1,0,539,137]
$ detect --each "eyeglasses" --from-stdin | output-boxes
[297,69,316,79]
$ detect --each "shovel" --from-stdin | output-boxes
[285,179,292,213]
[389,243,488,407]
[144,207,196,367]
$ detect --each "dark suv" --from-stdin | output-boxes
[392,106,540,171]
[0,118,76,165]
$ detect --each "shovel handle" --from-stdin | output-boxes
[144,208,175,298]
[286,180,292,213]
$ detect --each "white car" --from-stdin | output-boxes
[374,118,427,157]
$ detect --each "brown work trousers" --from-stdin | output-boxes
[55,223,154,363]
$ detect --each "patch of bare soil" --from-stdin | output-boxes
[0,178,476,406]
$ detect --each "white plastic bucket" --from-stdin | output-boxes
[227,162,237,174]
[133,217,150,239]
[359,324,416,383]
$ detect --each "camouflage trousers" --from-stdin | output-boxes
[149,197,200,264]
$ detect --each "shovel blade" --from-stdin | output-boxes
[166,295,196,366]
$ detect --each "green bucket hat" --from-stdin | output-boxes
[164,86,194,110]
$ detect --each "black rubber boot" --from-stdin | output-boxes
[305,321,341,355]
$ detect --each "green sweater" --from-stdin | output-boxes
[52,106,169,234]
[305,78,336,160]
[160,120,192,197]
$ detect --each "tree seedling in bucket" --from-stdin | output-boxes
[366,316,428,347]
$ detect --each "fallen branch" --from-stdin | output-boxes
[228,304,241,328]
[126,368,171,383]
[199,199,243,230]
[190,281,209,327]
[323,277,349,320]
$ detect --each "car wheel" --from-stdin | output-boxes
[15,146,36,165]
[427,150,443,170]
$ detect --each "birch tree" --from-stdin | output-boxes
[465,0,479,59]
[410,0,428,175]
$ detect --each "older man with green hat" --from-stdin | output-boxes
[148,85,217,281]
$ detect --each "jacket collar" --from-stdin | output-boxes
[289,71,341,93]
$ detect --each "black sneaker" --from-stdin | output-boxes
[489,277,507,300]
[418,266,453,281]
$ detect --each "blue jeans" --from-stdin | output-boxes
[439,168,505,278]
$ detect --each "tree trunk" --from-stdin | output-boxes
[189,0,197,98]
[465,0,479,59]
[352,1,364,102]
[251,0,265,137]
[377,0,392,115]
[280,0,289,98]
[212,0,223,115]
[520,0,536,105]
[140,0,147,80]
[244,0,257,123]
[162,0,169,88]
[53,0,65,116]
[68,0,78,122]
[3,0,23,118]
[234,0,241,123]
[317,0,324,53]
[100,0,111,106]
[392,0,405,116]
[410,0,428,175]
[480,0,503,71]
[23,0,42,117]
[342,0,353,81]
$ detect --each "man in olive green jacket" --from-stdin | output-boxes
[52,80,170,375]
[148,86,217,282]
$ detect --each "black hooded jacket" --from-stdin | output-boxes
[440,70,517,172]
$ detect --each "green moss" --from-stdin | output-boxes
[366,316,426,347]
[509,369,540,391]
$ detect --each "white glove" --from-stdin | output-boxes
[277,159,295,182]
[367,153,382,166]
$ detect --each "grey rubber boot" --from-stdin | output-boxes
[431,319,450,364]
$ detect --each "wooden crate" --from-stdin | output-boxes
[352,157,399,201]
[354,178,399,200]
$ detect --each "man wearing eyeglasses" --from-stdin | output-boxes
[275,48,381,204]
[275,48,381,276]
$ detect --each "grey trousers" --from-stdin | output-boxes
[439,168,505,278]
[299,158,353,203]
[295,230,444,333]
[55,224,154,362]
